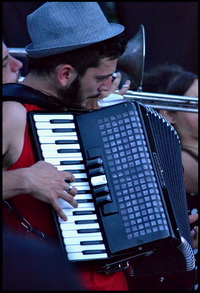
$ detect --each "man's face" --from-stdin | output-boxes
[2,42,23,84]
[57,57,118,109]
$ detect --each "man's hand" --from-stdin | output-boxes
[189,214,198,249]
[26,161,78,221]
[86,72,131,109]
[99,72,131,99]
[3,161,78,221]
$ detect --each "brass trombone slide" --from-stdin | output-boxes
[8,48,198,113]
[98,91,198,113]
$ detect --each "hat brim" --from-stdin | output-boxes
[25,23,124,58]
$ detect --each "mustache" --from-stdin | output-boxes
[86,93,101,100]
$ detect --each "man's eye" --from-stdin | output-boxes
[96,76,111,82]
[2,62,8,68]
[96,77,107,81]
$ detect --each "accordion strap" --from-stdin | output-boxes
[2,83,63,110]
[3,83,93,114]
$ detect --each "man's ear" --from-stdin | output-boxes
[56,64,77,87]
[159,110,177,124]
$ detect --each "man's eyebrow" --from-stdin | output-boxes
[96,73,113,78]
[3,55,9,62]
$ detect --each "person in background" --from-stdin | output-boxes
[2,41,23,84]
[142,63,198,290]
[142,64,198,202]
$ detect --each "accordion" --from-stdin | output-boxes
[28,101,195,275]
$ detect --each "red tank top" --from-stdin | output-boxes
[3,103,129,291]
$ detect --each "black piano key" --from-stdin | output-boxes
[60,169,86,174]
[73,211,96,215]
[60,160,83,165]
[50,119,74,123]
[80,240,104,245]
[83,250,106,255]
[57,149,80,153]
[55,140,78,144]
[75,178,88,182]
[52,128,74,133]
[75,220,98,225]
[77,190,91,194]
[77,199,94,204]
[78,228,100,233]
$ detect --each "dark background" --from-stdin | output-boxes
[3,2,198,76]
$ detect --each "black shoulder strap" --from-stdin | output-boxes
[2,83,62,110]
[3,83,94,114]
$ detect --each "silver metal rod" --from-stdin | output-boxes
[98,93,198,113]
[8,48,27,58]
[8,49,198,113]
[124,90,198,104]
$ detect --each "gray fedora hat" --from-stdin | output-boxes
[25,2,124,58]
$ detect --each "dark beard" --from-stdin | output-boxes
[57,75,101,110]
[57,75,85,109]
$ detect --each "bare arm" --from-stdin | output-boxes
[182,151,198,194]
[2,101,78,221]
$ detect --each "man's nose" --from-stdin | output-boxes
[10,56,23,72]
[98,77,113,92]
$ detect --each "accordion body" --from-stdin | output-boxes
[28,101,195,275]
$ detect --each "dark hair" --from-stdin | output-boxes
[27,33,127,76]
[142,64,198,96]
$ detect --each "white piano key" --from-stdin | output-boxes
[67,252,107,261]
[35,122,75,129]
[60,222,100,230]
[75,194,93,200]
[42,150,83,158]
[38,135,78,143]
[33,114,74,121]
[44,158,83,164]
[59,214,97,223]
[91,175,107,186]
[63,235,103,245]
[62,230,102,238]
[73,173,88,180]
[37,130,77,136]
[71,182,90,188]
[62,202,95,209]
[66,244,106,253]
[56,165,86,171]
[40,144,80,151]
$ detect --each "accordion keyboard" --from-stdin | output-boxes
[32,113,108,260]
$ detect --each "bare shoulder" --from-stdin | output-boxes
[3,102,27,166]
[3,101,27,129]
[3,101,27,135]
[3,101,27,116]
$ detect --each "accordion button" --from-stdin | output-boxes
[87,157,103,167]
[96,194,112,204]
[91,175,107,186]
[93,185,109,195]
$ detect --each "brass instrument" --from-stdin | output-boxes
[8,48,27,58]
[117,25,198,113]
[98,92,198,113]
[8,30,198,113]
[118,25,145,91]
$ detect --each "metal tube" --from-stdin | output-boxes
[98,92,198,113]
[8,48,27,58]
[8,48,198,113]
